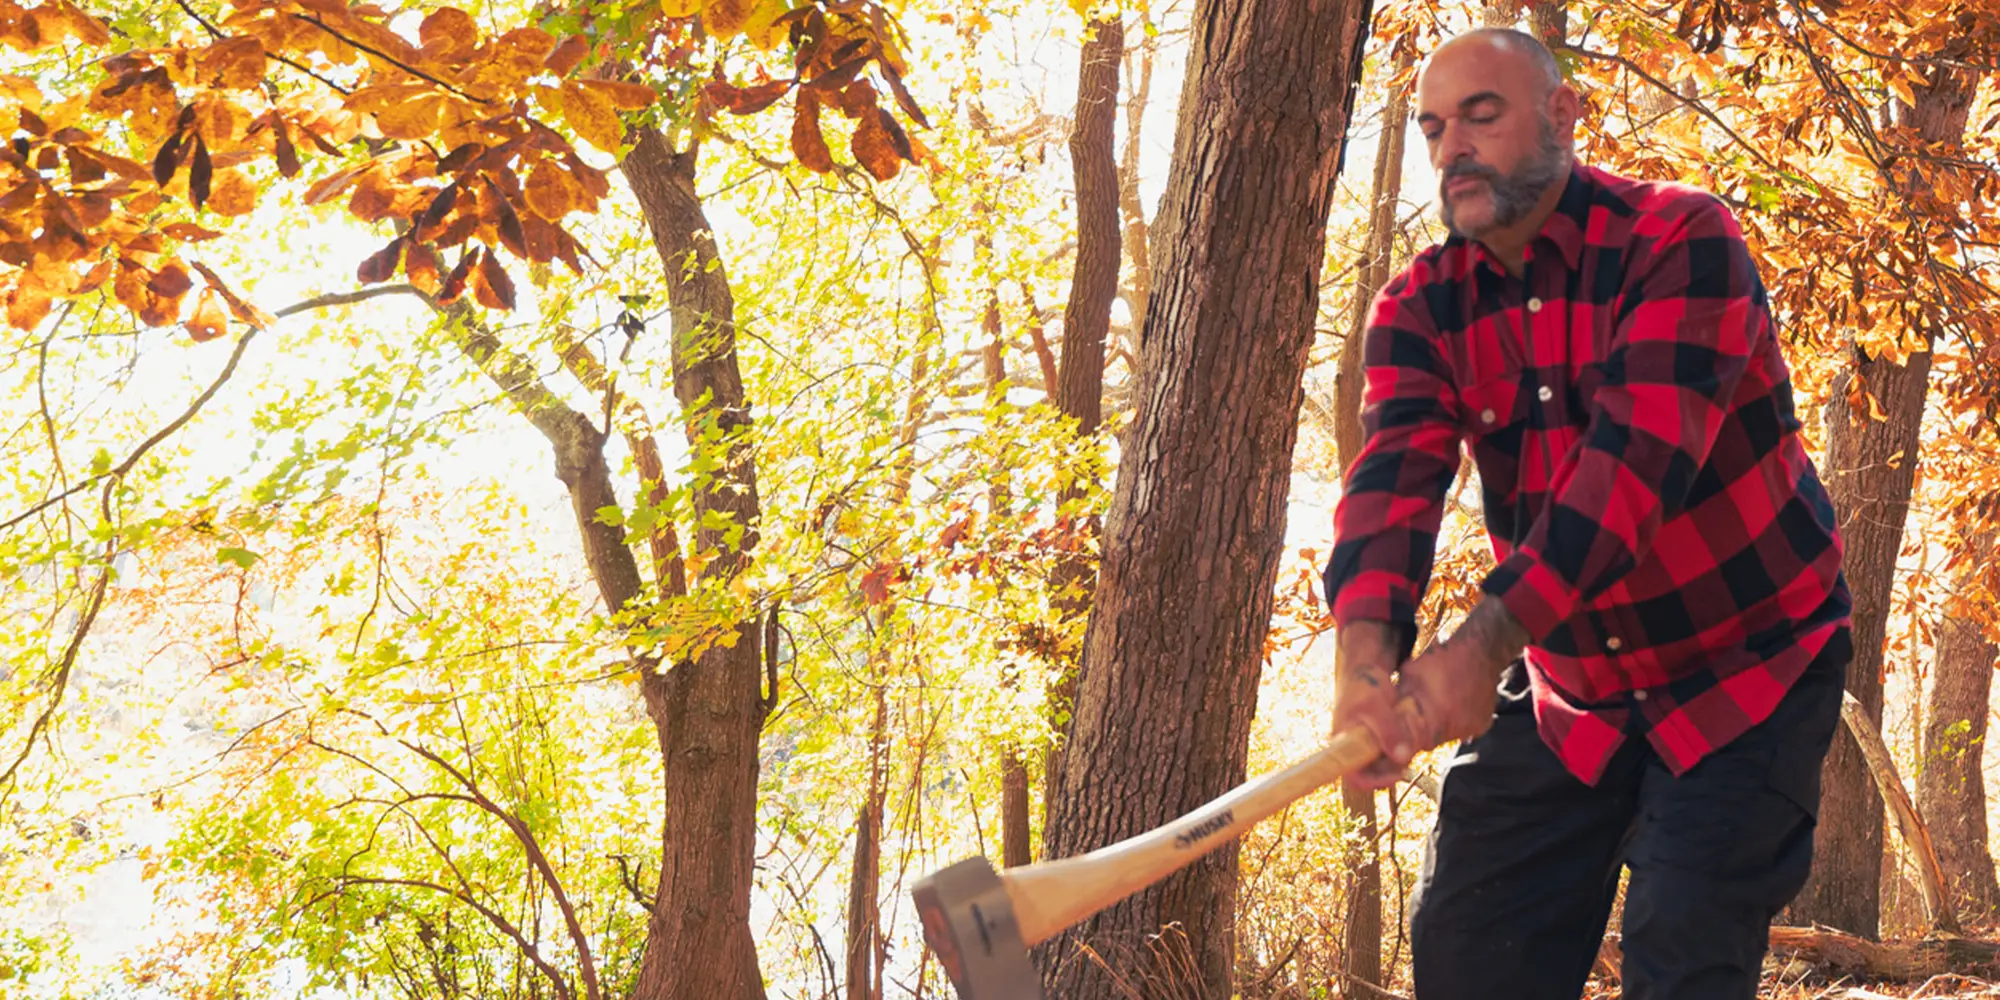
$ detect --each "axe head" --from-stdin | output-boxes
[911,856,1043,1000]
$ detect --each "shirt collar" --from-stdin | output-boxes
[1443,161,1594,274]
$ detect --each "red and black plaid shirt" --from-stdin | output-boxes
[1325,162,1850,785]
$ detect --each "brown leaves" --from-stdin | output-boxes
[791,91,833,173]
[707,77,792,115]
[850,107,901,181]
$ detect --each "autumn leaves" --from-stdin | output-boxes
[0,0,933,337]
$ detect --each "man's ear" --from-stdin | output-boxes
[1549,83,1583,136]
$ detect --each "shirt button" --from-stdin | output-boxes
[1537,386,1554,402]
[1527,297,1544,313]
[1480,408,1497,424]
[1633,689,1649,701]
[1606,636,1624,651]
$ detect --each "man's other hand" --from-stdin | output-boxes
[1332,621,1418,790]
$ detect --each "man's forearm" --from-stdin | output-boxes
[1438,597,1530,677]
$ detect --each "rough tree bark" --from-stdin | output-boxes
[621,129,771,1000]
[1793,61,1977,940]
[1918,523,2000,922]
[1040,10,1124,830]
[1035,0,1374,992]
[1331,35,1411,995]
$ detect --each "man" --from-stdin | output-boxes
[1323,28,1853,1000]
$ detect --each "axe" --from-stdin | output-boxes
[911,700,1419,998]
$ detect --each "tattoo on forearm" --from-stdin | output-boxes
[1445,598,1530,671]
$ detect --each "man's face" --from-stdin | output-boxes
[1416,40,1574,239]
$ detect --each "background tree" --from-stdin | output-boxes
[1035,0,1375,993]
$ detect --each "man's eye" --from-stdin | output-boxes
[1421,129,1443,141]
[1469,113,1499,125]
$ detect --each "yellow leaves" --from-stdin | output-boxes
[420,7,479,62]
[0,73,40,110]
[198,37,266,91]
[558,79,624,153]
[742,0,790,50]
[660,0,699,17]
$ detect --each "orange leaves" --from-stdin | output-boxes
[1,0,108,53]
[186,288,228,342]
[198,37,267,91]
[557,79,624,153]
[418,6,478,63]
[524,157,584,220]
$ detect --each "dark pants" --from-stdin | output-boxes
[1408,630,1850,1000]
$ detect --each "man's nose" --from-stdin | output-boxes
[1435,122,1477,168]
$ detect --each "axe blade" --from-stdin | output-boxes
[911,856,1043,1000]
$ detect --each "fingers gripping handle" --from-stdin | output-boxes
[1004,698,1422,947]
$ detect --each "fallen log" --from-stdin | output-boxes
[1767,925,2000,981]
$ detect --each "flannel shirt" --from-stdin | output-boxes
[1324,162,1851,785]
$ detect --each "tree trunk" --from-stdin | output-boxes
[1918,527,2000,923]
[1841,690,1959,934]
[1118,12,1156,337]
[1035,0,1374,992]
[1041,11,1124,831]
[622,129,770,1000]
[1791,60,1976,940]
[982,228,1039,871]
[845,685,889,1000]
[1332,37,1411,995]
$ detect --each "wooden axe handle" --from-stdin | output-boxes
[1006,699,1420,947]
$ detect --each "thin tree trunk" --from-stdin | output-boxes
[1332,37,1412,995]
[1792,61,1977,940]
[621,129,770,1000]
[970,177,1038,870]
[1118,11,1156,337]
[846,685,889,1000]
[1036,0,1374,992]
[1841,691,1960,934]
[841,255,947,1000]
[1040,11,1124,833]
[1918,525,2000,923]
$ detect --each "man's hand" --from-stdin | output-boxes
[1332,621,1418,790]
[1398,597,1531,750]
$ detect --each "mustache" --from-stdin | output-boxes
[1442,159,1498,184]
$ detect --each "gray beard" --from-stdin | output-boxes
[1442,118,1569,238]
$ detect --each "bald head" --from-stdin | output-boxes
[1415,28,1580,242]
[1437,29,1562,97]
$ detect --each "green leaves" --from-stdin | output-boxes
[215,545,259,569]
